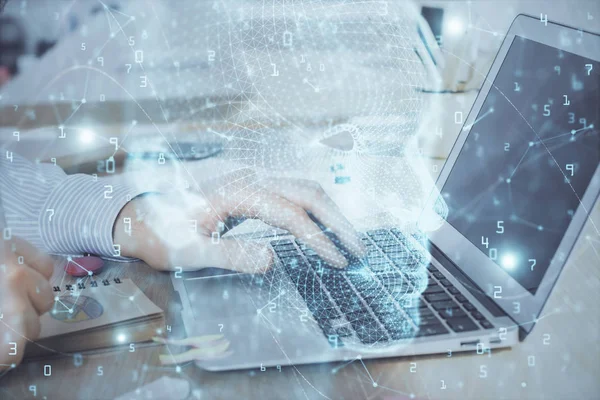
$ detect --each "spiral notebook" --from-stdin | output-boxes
[25,278,164,359]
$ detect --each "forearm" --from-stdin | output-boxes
[0,151,145,259]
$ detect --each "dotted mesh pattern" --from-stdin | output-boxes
[125,0,448,349]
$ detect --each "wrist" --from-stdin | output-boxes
[113,197,150,259]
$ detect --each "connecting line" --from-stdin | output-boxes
[359,357,376,384]
[302,78,321,92]
[464,107,494,131]
[537,124,595,143]
[53,272,94,314]
[508,144,531,180]
[100,1,133,19]
[257,291,285,313]
[60,101,85,127]
[206,127,234,142]
[375,384,414,396]
[111,120,138,158]
[469,26,505,38]
[585,235,600,246]
[304,229,330,240]
[53,292,80,314]
[331,355,361,374]
[253,313,332,400]
[51,309,73,315]
[257,312,281,334]
[587,237,600,261]
[68,257,92,275]
[504,183,512,214]
[468,1,472,26]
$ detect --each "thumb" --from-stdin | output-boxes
[163,236,274,274]
[203,237,274,274]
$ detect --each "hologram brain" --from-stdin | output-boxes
[125,0,447,349]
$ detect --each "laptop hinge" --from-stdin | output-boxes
[428,242,507,318]
[429,242,530,340]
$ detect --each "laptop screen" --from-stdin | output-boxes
[441,36,599,295]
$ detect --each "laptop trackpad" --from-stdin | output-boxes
[182,269,273,319]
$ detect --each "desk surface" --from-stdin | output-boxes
[1,205,599,400]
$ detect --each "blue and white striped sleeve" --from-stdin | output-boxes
[0,151,146,260]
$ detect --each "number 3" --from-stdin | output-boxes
[9,342,17,356]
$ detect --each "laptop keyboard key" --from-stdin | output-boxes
[271,239,294,247]
[423,285,445,295]
[369,299,398,316]
[272,244,296,253]
[416,324,449,337]
[328,288,355,301]
[354,326,389,344]
[447,317,479,333]
[399,298,428,310]
[471,311,486,320]
[431,300,460,311]
[455,294,469,303]
[382,317,417,340]
[345,310,373,323]
[439,279,453,287]
[309,302,341,320]
[425,292,452,303]
[338,299,367,315]
[463,302,476,311]
[414,314,442,326]
[480,320,494,329]
[415,307,435,318]
[439,308,467,319]
[320,322,354,338]
[367,229,390,237]
[277,250,302,258]
[448,287,460,295]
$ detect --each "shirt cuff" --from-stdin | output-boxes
[39,174,147,259]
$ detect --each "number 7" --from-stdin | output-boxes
[529,259,537,271]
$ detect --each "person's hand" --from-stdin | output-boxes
[0,238,54,371]
[114,170,366,273]
[0,66,12,87]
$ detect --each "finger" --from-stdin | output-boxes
[142,226,274,274]
[0,300,41,369]
[263,179,366,257]
[240,192,348,268]
[24,267,54,315]
[11,237,55,280]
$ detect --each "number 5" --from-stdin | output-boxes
[496,221,504,234]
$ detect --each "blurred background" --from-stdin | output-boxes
[1,0,597,165]
[2,0,597,90]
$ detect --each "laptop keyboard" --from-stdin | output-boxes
[271,228,494,347]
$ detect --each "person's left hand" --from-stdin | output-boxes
[114,170,365,273]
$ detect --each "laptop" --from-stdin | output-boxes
[172,14,600,371]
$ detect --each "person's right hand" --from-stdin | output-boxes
[0,238,54,371]
[114,170,366,274]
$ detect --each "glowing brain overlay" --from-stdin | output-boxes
[126,0,447,349]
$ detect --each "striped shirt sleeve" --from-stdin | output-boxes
[0,151,145,260]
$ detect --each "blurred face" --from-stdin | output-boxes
[130,0,445,227]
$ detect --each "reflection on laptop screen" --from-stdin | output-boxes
[442,36,599,294]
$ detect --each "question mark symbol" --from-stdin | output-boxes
[218,324,224,332]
